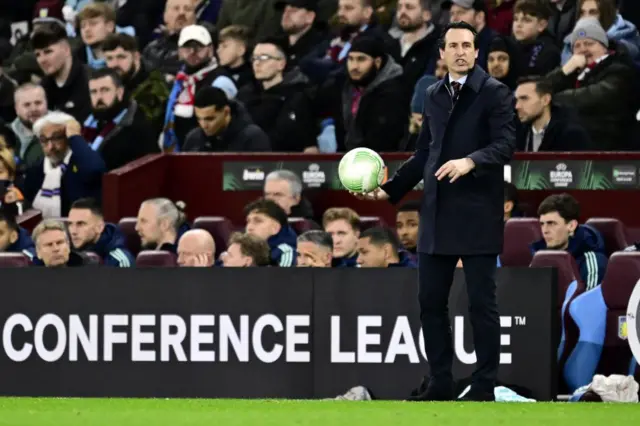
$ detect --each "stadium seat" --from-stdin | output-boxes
[136,251,177,267]
[597,252,640,377]
[288,217,318,235]
[118,217,141,256]
[360,216,384,231]
[585,218,629,256]
[502,218,542,266]
[193,216,234,258]
[0,253,31,267]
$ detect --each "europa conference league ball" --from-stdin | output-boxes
[338,147,385,193]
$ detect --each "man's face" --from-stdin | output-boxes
[357,237,388,267]
[0,160,11,180]
[281,5,314,34]
[396,211,419,251]
[449,5,477,26]
[580,0,600,20]
[80,16,114,46]
[264,179,298,215]
[39,123,69,166]
[0,221,18,252]
[397,0,429,32]
[105,47,138,77]
[297,241,332,267]
[179,41,213,68]
[68,208,104,250]
[15,87,48,128]
[573,38,607,64]
[36,229,70,267]
[246,211,280,241]
[135,203,163,248]
[177,235,213,267]
[35,41,69,76]
[325,219,359,258]
[540,211,575,250]
[512,12,547,42]
[338,0,370,27]
[217,38,245,67]
[165,0,196,33]
[347,52,379,82]
[435,58,448,79]
[89,76,124,111]
[252,43,286,82]
[515,82,548,124]
[222,242,253,267]
[194,105,229,137]
[488,50,510,79]
[440,28,478,75]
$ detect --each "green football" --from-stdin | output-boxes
[338,148,385,193]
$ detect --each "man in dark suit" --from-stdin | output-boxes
[354,21,516,401]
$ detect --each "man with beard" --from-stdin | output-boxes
[67,197,135,267]
[334,34,408,152]
[162,24,238,152]
[81,68,158,171]
[75,2,118,70]
[9,84,47,169]
[135,198,191,254]
[103,33,170,138]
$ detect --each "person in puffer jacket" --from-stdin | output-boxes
[67,197,134,267]
[244,198,297,267]
[531,193,608,290]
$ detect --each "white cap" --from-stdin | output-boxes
[178,25,212,47]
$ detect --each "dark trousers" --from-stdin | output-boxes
[417,253,500,391]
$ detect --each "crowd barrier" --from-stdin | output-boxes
[103,152,640,227]
[0,267,557,400]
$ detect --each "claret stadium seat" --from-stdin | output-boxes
[0,253,31,267]
[136,251,177,267]
[360,216,384,231]
[502,218,542,266]
[288,217,317,235]
[118,217,141,256]
[193,216,234,257]
[585,218,629,256]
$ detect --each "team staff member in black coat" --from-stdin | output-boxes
[355,22,516,401]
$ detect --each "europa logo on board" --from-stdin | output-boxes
[550,163,573,188]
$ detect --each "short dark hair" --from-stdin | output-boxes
[439,21,479,50]
[244,198,288,229]
[513,0,553,20]
[194,86,229,109]
[516,75,553,97]
[297,230,333,251]
[504,181,519,208]
[537,193,580,223]
[102,33,139,53]
[398,200,421,213]
[0,209,18,234]
[31,23,68,50]
[70,198,103,218]
[88,68,123,88]
[256,35,289,58]
[360,226,401,253]
[228,232,271,266]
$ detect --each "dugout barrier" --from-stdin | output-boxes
[0,267,557,400]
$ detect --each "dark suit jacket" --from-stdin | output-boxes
[381,67,516,255]
[516,104,591,152]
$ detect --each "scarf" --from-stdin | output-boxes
[32,150,72,219]
[162,62,219,152]
[81,108,129,151]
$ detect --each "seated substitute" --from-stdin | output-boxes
[244,198,298,267]
[296,230,333,267]
[357,226,417,268]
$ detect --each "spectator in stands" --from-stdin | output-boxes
[264,170,315,220]
[244,198,297,267]
[25,112,106,218]
[82,68,159,171]
[103,33,171,137]
[0,148,25,217]
[504,181,519,221]
[217,25,254,88]
[183,86,270,152]
[357,226,417,267]
[217,0,281,42]
[512,0,561,76]
[0,209,35,258]
[487,35,521,90]
[335,34,408,152]
[561,0,640,64]
[548,0,578,45]
[396,200,420,257]
[177,228,215,267]
[32,218,95,267]
[545,17,637,150]
[515,75,591,151]
[162,24,238,151]
[143,0,197,79]
[221,231,272,267]
[237,36,318,152]
[0,67,17,125]
[9,83,47,169]
[435,57,449,79]
[402,75,430,151]
[296,230,334,267]
[67,197,135,267]
[323,207,360,267]
[441,0,497,70]
[532,193,608,289]
[32,22,91,122]
[75,2,118,69]
[486,0,516,36]
[135,198,190,254]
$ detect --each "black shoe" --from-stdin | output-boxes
[459,387,495,402]
[407,382,455,401]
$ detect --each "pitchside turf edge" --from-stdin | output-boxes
[0,398,638,426]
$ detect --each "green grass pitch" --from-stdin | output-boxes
[0,398,638,426]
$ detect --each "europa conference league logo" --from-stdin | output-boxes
[626,279,640,364]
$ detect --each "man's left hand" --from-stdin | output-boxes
[435,158,475,182]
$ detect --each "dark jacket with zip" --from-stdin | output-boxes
[516,104,591,152]
[41,57,91,122]
[398,26,440,96]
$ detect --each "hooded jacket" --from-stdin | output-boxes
[83,223,135,267]
[9,119,43,169]
[7,227,36,259]
[41,57,91,122]
[388,250,418,268]
[531,224,608,290]
[267,225,297,268]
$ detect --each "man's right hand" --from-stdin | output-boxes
[562,54,587,75]
[65,119,81,137]
[350,187,390,201]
